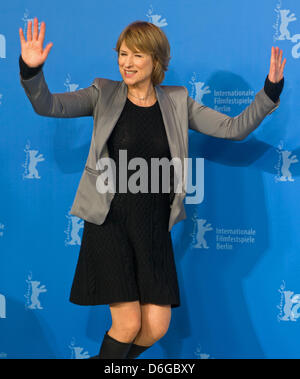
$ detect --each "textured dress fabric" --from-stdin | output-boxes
[69,97,181,308]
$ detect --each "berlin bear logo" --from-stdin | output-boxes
[0,294,6,319]
[25,272,47,310]
[190,214,213,249]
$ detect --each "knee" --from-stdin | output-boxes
[152,323,170,341]
[111,317,142,341]
[138,304,172,343]
[141,319,170,343]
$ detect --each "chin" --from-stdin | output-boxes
[123,76,136,82]
[124,78,140,86]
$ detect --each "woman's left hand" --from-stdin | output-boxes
[268,46,286,83]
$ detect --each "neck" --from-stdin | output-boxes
[127,81,155,101]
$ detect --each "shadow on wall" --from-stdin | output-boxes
[160,71,290,359]
[0,297,57,359]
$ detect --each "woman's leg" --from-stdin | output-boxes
[108,300,142,342]
[96,300,142,359]
[126,303,171,358]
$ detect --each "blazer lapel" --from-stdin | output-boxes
[154,85,182,162]
[94,80,128,159]
[95,80,182,167]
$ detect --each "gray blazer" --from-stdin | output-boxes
[20,70,280,231]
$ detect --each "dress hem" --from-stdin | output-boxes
[69,295,180,308]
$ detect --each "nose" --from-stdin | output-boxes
[123,55,134,68]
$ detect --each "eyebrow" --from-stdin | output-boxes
[119,50,142,53]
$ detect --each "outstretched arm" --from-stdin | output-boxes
[19,17,99,118]
[19,62,99,118]
[187,46,286,141]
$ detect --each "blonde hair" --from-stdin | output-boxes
[114,21,171,86]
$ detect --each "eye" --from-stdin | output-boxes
[120,53,142,57]
[119,52,143,58]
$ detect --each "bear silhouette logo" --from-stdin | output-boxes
[146,5,168,27]
[274,5,300,59]
[25,273,47,310]
[0,294,6,319]
[69,339,90,359]
[65,212,84,246]
[23,149,45,179]
[190,216,213,249]
[277,9,297,41]
[278,282,300,322]
[0,34,6,59]
[275,143,298,182]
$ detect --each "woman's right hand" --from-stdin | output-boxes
[19,17,53,68]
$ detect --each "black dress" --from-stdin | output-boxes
[69,96,181,308]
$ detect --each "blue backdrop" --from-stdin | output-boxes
[0,0,299,359]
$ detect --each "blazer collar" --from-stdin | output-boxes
[95,80,181,163]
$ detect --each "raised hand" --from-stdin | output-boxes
[268,46,286,83]
[19,17,53,68]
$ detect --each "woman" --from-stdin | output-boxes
[19,18,286,359]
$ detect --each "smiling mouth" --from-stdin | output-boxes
[124,70,137,77]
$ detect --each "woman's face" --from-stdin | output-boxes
[118,41,154,88]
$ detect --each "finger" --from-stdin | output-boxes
[275,47,280,66]
[270,46,275,70]
[270,46,277,74]
[276,47,282,71]
[33,17,38,40]
[273,46,276,58]
[27,20,32,41]
[276,48,283,72]
[275,47,280,71]
[279,48,283,61]
[42,42,53,61]
[19,27,26,46]
[270,46,275,62]
[272,46,278,64]
[38,21,45,45]
[280,57,287,77]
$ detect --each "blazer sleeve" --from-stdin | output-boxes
[19,69,99,118]
[186,86,281,141]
